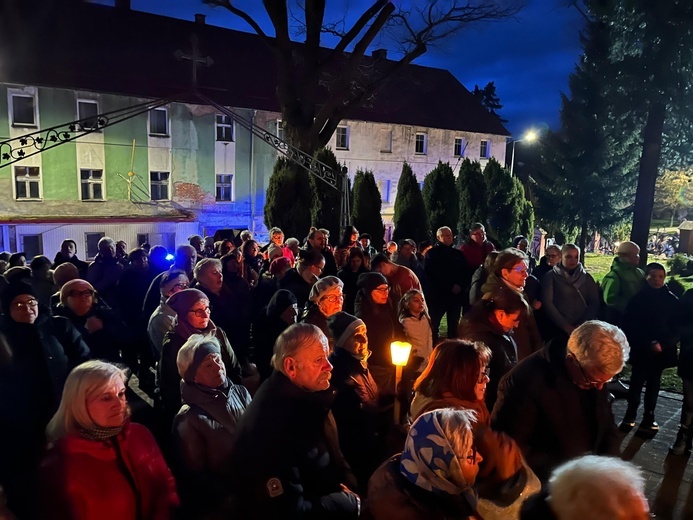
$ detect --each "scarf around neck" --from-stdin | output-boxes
[553,263,587,288]
[79,424,124,441]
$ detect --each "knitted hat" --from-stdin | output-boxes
[267,289,297,317]
[327,312,365,351]
[269,256,291,276]
[267,243,283,262]
[1,281,35,313]
[309,276,344,303]
[3,266,32,283]
[357,272,388,293]
[53,262,79,287]
[60,279,95,305]
[177,337,222,382]
[166,288,208,314]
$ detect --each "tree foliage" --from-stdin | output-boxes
[393,162,428,243]
[484,158,523,247]
[264,156,313,239]
[310,147,344,239]
[472,81,507,122]
[352,169,385,250]
[204,0,522,153]
[457,158,488,233]
[422,161,459,236]
[654,169,693,226]
[533,8,639,258]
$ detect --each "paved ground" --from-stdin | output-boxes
[613,392,693,520]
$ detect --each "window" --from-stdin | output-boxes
[150,108,168,136]
[14,166,41,200]
[80,169,104,200]
[21,235,42,260]
[216,114,234,142]
[78,100,99,130]
[11,94,36,126]
[379,179,391,203]
[275,119,284,141]
[335,126,349,150]
[216,173,234,202]
[150,171,170,201]
[480,140,490,158]
[454,137,465,157]
[415,133,427,155]
[85,232,105,260]
[380,129,392,153]
[418,181,424,191]
[137,233,149,247]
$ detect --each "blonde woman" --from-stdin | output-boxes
[41,361,179,520]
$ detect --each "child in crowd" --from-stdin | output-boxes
[399,289,434,374]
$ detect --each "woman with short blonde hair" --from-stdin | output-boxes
[41,360,179,519]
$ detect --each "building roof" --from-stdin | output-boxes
[0,1,510,137]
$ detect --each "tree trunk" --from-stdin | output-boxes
[630,102,667,267]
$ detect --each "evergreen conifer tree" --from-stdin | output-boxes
[484,158,521,247]
[310,147,344,240]
[457,158,488,234]
[422,161,459,236]
[264,157,312,239]
[352,169,385,250]
[392,162,428,243]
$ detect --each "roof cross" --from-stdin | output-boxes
[174,34,214,90]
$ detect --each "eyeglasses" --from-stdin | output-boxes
[466,446,478,464]
[512,265,529,276]
[321,294,344,304]
[471,232,486,238]
[546,254,560,259]
[478,367,490,384]
[12,299,38,310]
[373,286,390,293]
[572,355,612,388]
[173,283,189,290]
[68,289,94,298]
[188,306,212,318]
[313,265,325,273]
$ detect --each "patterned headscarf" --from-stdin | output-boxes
[400,408,477,496]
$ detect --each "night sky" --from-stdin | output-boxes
[102,0,585,137]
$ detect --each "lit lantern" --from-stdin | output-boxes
[390,341,412,367]
[390,341,412,424]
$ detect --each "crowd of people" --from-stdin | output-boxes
[0,222,686,519]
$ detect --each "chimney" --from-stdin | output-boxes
[195,13,206,25]
[371,49,388,60]
[115,0,131,10]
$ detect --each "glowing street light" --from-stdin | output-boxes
[510,130,538,177]
[391,341,412,423]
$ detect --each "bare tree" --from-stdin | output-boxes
[203,0,522,153]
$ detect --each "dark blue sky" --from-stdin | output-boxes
[112,0,585,137]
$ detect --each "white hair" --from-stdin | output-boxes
[548,455,648,520]
[194,257,222,280]
[271,323,327,373]
[176,334,222,379]
[567,320,629,375]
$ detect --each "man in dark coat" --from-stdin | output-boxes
[491,320,627,483]
[229,323,360,519]
[425,226,470,342]
[305,228,338,277]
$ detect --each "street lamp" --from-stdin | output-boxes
[510,130,538,177]
[391,341,412,424]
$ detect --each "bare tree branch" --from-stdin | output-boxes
[202,0,271,42]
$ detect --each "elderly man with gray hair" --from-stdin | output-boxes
[228,323,361,519]
[491,320,629,483]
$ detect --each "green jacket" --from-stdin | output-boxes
[601,257,645,313]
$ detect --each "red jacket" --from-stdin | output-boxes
[41,422,179,520]
[460,240,496,269]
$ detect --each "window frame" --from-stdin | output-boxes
[85,232,105,260]
[10,93,37,127]
[77,99,100,131]
[480,139,490,159]
[415,132,427,155]
[216,114,234,142]
[454,137,465,157]
[275,119,284,141]
[379,179,392,203]
[335,125,349,150]
[149,108,169,136]
[215,173,235,202]
[150,171,171,201]
[80,168,105,201]
[14,165,42,200]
